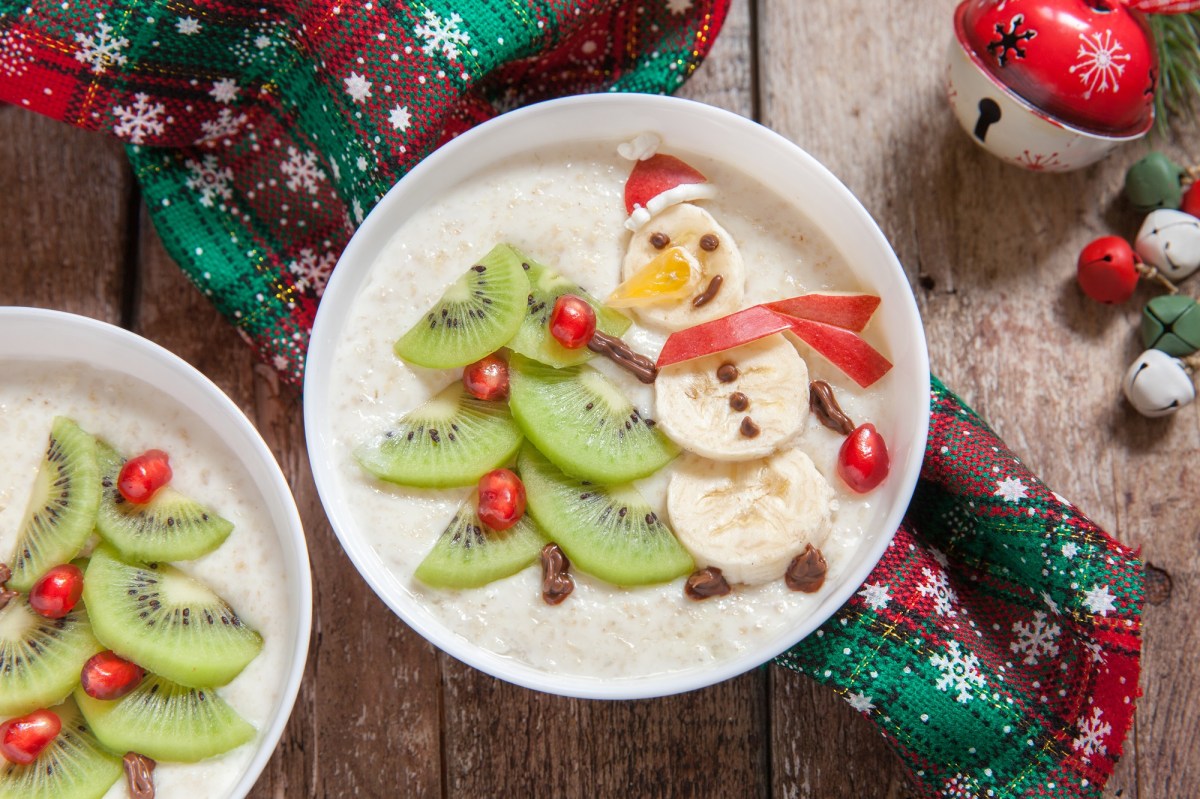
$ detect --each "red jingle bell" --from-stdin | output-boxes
[1183,181,1200,219]
[1077,236,1140,303]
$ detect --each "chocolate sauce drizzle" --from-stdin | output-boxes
[809,380,855,435]
[123,752,156,799]
[692,274,724,308]
[540,543,574,605]
[587,331,658,383]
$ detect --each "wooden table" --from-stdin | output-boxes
[3,1,1197,796]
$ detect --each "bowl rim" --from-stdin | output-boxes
[304,93,930,699]
[0,306,313,797]
[951,0,1153,140]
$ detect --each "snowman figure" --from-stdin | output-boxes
[1122,349,1197,418]
[1135,209,1200,283]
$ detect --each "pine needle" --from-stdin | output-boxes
[1152,12,1200,132]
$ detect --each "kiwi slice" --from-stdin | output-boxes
[94,440,234,562]
[75,674,254,763]
[507,354,678,483]
[506,253,632,368]
[0,697,123,799]
[354,382,523,488]
[7,417,101,592]
[0,595,103,717]
[518,444,693,586]
[414,500,547,589]
[393,244,530,369]
[82,546,262,688]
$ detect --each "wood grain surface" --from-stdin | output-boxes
[2,0,1198,796]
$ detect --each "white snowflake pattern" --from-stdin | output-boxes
[916,567,958,618]
[1082,584,1117,616]
[666,0,694,14]
[1,27,33,78]
[1041,591,1060,615]
[1070,29,1131,99]
[210,78,239,104]
[1072,707,1111,761]
[942,772,982,799]
[352,197,365,225]
[1010,611,1061,665]
[74,22,130,74]
[176,17,201,36]
[344,71,372,103]
[414,10,470,60]
[196,107,249,144]
[994,477,1029,503]
[388,105,412,131]
[356,156,370,171]
[288,248,337,295]
[232,22,290,66]
[1083,640,1105,664]
[858,582,893,610]
[931,641,986,703]
[281,148,327,195]
[113,93,168,144]
[184,155,234,209]
[1062,542,1079,559]
[845,691,875,714]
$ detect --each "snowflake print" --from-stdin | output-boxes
[288,248,337,296]
[1072,707,1111,762]
[1011,150,1063,171]
[176,17,201,36]
[858,582,892,610]
[185,155,234,209]
[388,105,412,131]
[1062,542,1079,559]
[210,78,239,104]
[352,197,365,225]
[1,27,33,78]
[356,156,370,171]
[993,477,1028,503]
[931,641,986,703]
[414,10,470,61]
[196,108,249,144]
[942,772,981,799]
[1070,29,1131,98]
[987,14,1037,68]
[845,691,875,713]
[1083,640,1105,664]
[281,148,327,195]
[232,22,291,66]
[74,22,130,74]
[1082,584,1117,616]
[666,0,694,14]
[345,72,372,103]
[113,94,168,144]
[916,567,958,617]
[1010,611,1061,665]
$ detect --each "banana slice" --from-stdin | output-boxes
[667,448,834,585]
[654,334,808,461]
[622,203,745,330]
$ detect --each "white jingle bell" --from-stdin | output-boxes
[1134,209,1200,283]
[1122,349,1196,418]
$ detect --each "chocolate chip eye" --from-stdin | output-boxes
[699,233,720,252]
[649,232,670,249]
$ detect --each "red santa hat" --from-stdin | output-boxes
[619,134,716,231]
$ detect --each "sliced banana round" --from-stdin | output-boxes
[622,203,745,330]
[654,334,808,461]
[667,448,834,586]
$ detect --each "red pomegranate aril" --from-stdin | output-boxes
[118,449,173,504]
[838,423,890,493]
[80,650,146,701]
[28,563,84,619]
[477,468,526,531]
[548,294,597,349]
[0,709,61,765]
[462,354,510,401]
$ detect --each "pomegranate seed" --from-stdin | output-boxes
[80,650,146,701]
[28,564,84,619]
[837,423,890,493]
[1076,236,1139,304]
[462,354,510,401]
[548,294,597,349]
[477,468,526,531]
[118,449,173,504]
[0,709,61,765]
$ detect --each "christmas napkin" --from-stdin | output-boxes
[0,3,1143,798]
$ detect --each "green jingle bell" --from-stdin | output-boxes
[1124,152,1186,213]
[1142,294,1200,357]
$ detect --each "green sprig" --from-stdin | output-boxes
[1152,12,1200,132]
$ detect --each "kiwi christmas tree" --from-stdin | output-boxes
[1,418,265,798]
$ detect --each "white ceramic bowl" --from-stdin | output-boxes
[0,307,312,799]
[305,94,929,699]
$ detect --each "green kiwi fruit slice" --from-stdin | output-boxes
[94,440,234,562]
[393,244,530,369]
[506,253,632,368]
[518,444,693,586]
[75,674,255,763]
[0,697,123,799]
[354,382,523,488]
[507,354,678,484]
[414,499,547,589]
[7,417,101,592]
[0,595,103,717]
[82,545,262,688]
